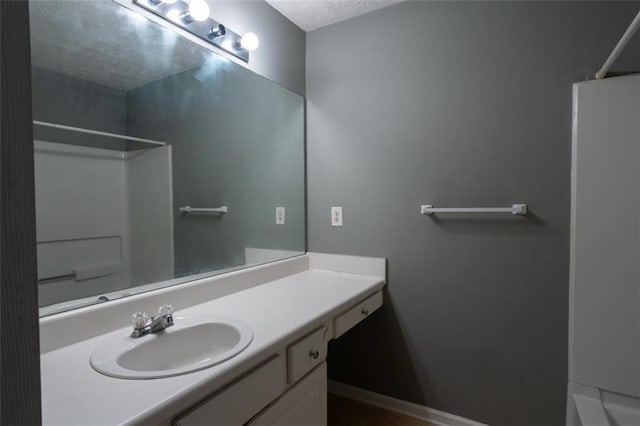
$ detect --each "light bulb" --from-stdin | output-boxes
[239,32,259,51]
[188,0,210,22]
[167,8,181,22]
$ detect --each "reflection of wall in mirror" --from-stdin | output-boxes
[126,60,305,278]
[32,67,128,150]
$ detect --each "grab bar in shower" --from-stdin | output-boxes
[420,204,528,215]
[179,206,228,214]
[37,261,123,284]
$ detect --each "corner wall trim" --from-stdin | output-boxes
[328,380,488,426]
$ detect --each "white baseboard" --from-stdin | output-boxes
[328,380,487,426]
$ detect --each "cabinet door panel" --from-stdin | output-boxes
[174,355,287,426]
[248,362,327,426]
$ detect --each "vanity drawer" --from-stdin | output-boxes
[174,354,287,426]
[334,290,383,338]
[287,326,328,384]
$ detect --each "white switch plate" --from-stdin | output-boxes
[276,207,285,225]
[331,206,343,226]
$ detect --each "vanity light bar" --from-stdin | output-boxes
[133,0,256,62]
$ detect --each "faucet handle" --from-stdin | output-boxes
[158,304,174,317]
[131,312,149,329]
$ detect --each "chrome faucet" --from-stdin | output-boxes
[131,304,174,338]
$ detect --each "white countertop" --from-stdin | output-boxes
[41,265,384,425]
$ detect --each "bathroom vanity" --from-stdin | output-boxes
[40,253,385,425]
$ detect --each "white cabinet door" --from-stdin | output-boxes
[570,75,640,397]
[248,363,327,426]
[174,355,287,426]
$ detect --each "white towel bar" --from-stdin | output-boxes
[420,204,527,215]
[179,206,228,214]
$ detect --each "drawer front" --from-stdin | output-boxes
[334,291,383,339]
[174,354,287,426]
[287,326,328,384]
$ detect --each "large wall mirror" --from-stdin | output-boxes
[30,0,305,316]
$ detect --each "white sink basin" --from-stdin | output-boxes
[90,316,253,379]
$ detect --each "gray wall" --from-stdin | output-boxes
[209,0,306,95]
[31,67,128,150]
[127,62,305,278]
[306,2,640,425]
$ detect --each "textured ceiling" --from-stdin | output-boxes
[265,0,406,31]
[29,0,212,91]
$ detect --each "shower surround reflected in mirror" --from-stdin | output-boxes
[30,0,305,316]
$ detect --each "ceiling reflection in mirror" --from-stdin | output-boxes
[30,0,305,316]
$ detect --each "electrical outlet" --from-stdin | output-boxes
[331,206,343,226]
[276,207,285,225]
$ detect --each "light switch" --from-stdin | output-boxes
[331,206,343,226]
[276,207,285,225]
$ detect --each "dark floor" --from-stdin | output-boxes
[328,393,432,426]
